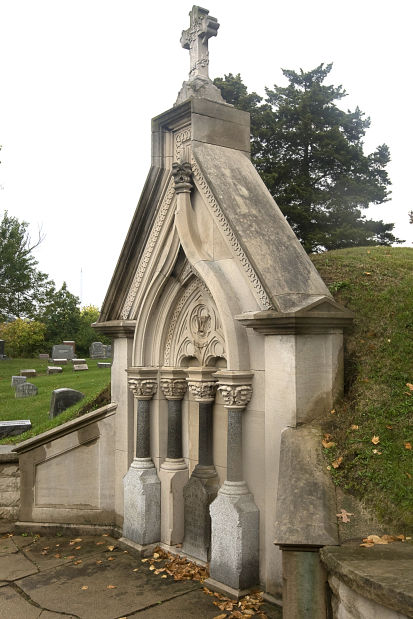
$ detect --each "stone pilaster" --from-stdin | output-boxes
[159,368,188,545]
[122,368,160,547]
[183,368,218,561]
[207,370,260,596]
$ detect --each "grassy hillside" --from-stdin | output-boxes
[0,358,110,444]
[311,247,413,528]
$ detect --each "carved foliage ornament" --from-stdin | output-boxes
[128,378,158,400]
[218,384,253,409]
[160,378,187,400]
[172,161,193,194]
[187,381,217,402]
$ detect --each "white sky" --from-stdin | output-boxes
[1,0,411,308]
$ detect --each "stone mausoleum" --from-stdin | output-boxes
[14,5,353,605]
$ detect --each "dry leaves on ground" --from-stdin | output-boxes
[405,442,412,450]
[322,434,336,449]
[205,588,267,618]
[332,456,343,469]
[371,436,380,445]
[360,534,410,547]
[142,547,208,582]
[336,509,354,523]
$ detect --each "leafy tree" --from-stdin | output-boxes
[75,305,111,356]
[214,66,401,253]
[0,319,46,357]
[35,282,81,346]
[0,211,51,319]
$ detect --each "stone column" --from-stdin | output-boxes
[183,368,218,562]
[158,368,188,545]
[122,368,160,547]
[207,370,260,597]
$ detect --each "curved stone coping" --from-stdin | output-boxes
[320,543,413,617]
[12,403,117,455]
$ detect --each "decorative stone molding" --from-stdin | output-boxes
[188,381,217,403]
[218,385,252,409]
[128,378,158,401]
[191,158,274,311]
[160,378,187,401]
[175,127,191,163]
[172,162,193,194]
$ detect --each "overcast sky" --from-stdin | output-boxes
[1,0,411,308]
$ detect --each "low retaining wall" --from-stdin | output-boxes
[321,544,413,619]
[0,446,20,521]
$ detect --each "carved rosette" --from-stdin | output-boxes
[217,384,253,410]
[187,380,217,403]
[128,378,158,400]
[160,378,188,401]
[172,162,193,194]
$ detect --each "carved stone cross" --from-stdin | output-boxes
[180,6,219,80]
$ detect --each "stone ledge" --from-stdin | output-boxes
[0,446,19,463]
[320,543,413,617]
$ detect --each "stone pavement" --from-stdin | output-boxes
[0,530,282,619]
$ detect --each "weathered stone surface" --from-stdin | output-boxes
[97,362,111,368]
[62,340,75,353]
[71,358,86,364]
[51,344,74,360]
[0,420,32,437]
[183,473,218,562]
[123,461,161,545]
[0,586,41,618]
[0,553,38,580]
[20,368,36,378]
[89,341,106,358]
[47,366,63,375]
[53,358,68,365]
[274,425,339,546]
[11,375,26,388]
[73,363,88,371]
[49,388,84,418]
[282,549,328,619]
[15,382,38,398]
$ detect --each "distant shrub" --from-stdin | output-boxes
[0,318,46,357]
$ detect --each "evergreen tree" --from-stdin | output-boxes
[214,66,401,252]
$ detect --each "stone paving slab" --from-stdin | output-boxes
[0,551,38,580]
[0,535,18,555]
[0,585,42,619]
[23,534,117,571]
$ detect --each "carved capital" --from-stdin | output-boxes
[217,384,253,410]
[188,380,217,402]
[160,378,187,401]
[128,378,157,400]
[172,162,193,194]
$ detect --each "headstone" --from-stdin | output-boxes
[11,376,26,388]
[105,345,112,358]
[0,340,5,358]
[89,341,106,358]
[39,354,49,361]
[49,388,85,418]
[0,420,32,438]
[15,382,38,398]
[73,364,88,371]
[20,369,36,378]
[47,366,63,375]
[63,340,75,353]
[53,358,68,365]
[72,358,86,364]
[51,344,74,360]
[97,362,111,368]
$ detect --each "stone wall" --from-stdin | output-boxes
[0,448,20,521]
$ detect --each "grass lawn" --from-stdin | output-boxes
[311,246,413,528]
[0,357,111,444]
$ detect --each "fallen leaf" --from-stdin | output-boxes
[149,565,155,571]
[153,552,160,559]
[81,586,88,590]
[102,534,109,537]
[330,409,336,414]
[324,433,333,440]
[212,614,227,619]
[107,585,117,589]
[360,542,374,547]
[73,538,82,542]
[350,425,359,430]
[133,568,139,572]
[372,449,382,455]
[363,272,371,275]
[371,435,380,445]
[332,456,343,468]
[406,472,412,479]
[96,560,103,564]
[336,509,354,523]
[404,442,412,450]
[161,574,167,579]
[54,554,61,558]
[107,557,115,561]
[141,558,149,563]
[74,560,82,565]
[386,425,393,429]
[66,556,75,560]
[107,545,115,551]
[322,440,336,449]
[75,546,81,550]
[96,542,104,545]
[406,383,413,391]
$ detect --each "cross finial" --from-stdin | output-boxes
[181,6,219,80]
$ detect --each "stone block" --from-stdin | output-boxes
[98,362,111,368]
[0,420,32,437]
[49,388,84,418]
[72,358,86,364]
[20,369,36,378]
[51,344,74,360]
[0,339,4,357]
[73,364,88,371]
[15,383,38,398]
[11,376,26,388]
[159,461,188,545]
[53,358,68,365]
[90,341,106,358]
[63,340,75,353]
[47,366,62,375]
[38,354,49,361]
[183,472,218,562]
[123,460,161,545]
[209,484,259,592]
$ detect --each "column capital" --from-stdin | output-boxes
[186,367,217,402]
[214,370,253,410]
[160,367,187,401]
[127,367,158,400]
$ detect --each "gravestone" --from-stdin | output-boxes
[89,341,106,358]
[15,382,38,398]
[20,369,36,378]
[105,345,112,358]
[73,363,88,371]
[51,344,74,360]
[11,376,26,388]
[97,362,111,368]
[72,358,86,364]
[39,354,49,361]
[47,366,63,375]
[0,420,32,438]
[63,340,76,354]
[0,340,5,358]
[53,358,68,365]
[49,388,85,418]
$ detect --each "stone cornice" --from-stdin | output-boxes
[236,308,354,335]
[92,320,136,338]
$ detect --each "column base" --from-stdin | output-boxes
[159,459,188,545]
[209,481,259,591]
[123,458,160,545]
[182,466,218,562]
